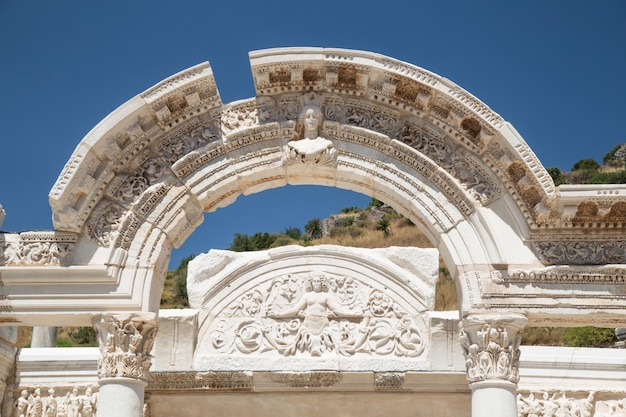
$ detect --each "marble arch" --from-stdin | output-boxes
[0,47,625,417]
[0,47,624,328]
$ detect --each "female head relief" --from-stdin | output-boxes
[300,104,322,139]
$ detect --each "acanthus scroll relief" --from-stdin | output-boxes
[93,313,157,381]
[532,240,626,265]
[206,271,426,358]
[0,232,76,266]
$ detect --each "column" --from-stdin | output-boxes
[459,314,527,417]
[31,327,57,347]
[92,312,157,417]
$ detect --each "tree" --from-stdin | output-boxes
[229,233,253,252]
[368,198,384,208]
[572,158,600,171]
[304,218,323,239]
[603,143,626,164]
[283,227,302,240]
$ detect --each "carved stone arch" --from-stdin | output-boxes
[1,47,622,327]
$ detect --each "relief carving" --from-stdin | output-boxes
[221,103,259,135]
[517,391,595,417]
[11,387,97,417]
[84,201,125,246]
[207,271,425,358]
[148,371,252,391]
[0,232,76,266]
[110,158,167,205]
[266,371,342,388]
[399,120,498,204]
[93,313,157,381]
[374,372,405,391]
[156,121,219,165]
[285,100,336,166]
[532,241,626,265]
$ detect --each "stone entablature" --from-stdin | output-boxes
[7,320,626,417]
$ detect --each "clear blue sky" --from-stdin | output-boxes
[1,1,625,269]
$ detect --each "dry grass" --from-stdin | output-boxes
[315,217,433,248]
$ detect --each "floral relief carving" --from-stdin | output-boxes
[110,158,167,205]
[93,313,157,381]
[221,106,258,135]
[399,120,498,204]
[459,316,525,384]
[0,232,76,266]
[206,271,425,358]
[84,201,125,246]
[532,241,626,265]
[156,122,219,165]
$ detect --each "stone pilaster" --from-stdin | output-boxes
[459,314,527,417]
[92,312,157,417]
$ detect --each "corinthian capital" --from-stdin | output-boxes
[92,312,158,381]
[459,314,527,384]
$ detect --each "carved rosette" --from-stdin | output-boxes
[459,314,527,384]
[93,313,158,382]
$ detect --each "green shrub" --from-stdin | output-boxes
[562,327,617,347]
[56,338,73,347]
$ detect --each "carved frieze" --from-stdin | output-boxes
[374,372,405,391]
[397,119,499,204]
[517,391,597,417]
[532,240,626,265]
[266,371,342,388]
[156,120,220,165]
[93,313,157,381]
[84,200,125,247]
[9,386,98,417]
[459,315,526,384]
[148,371,252,392]
[0,232,77,266]
[204,271,426,358]
[221,100,259,135]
